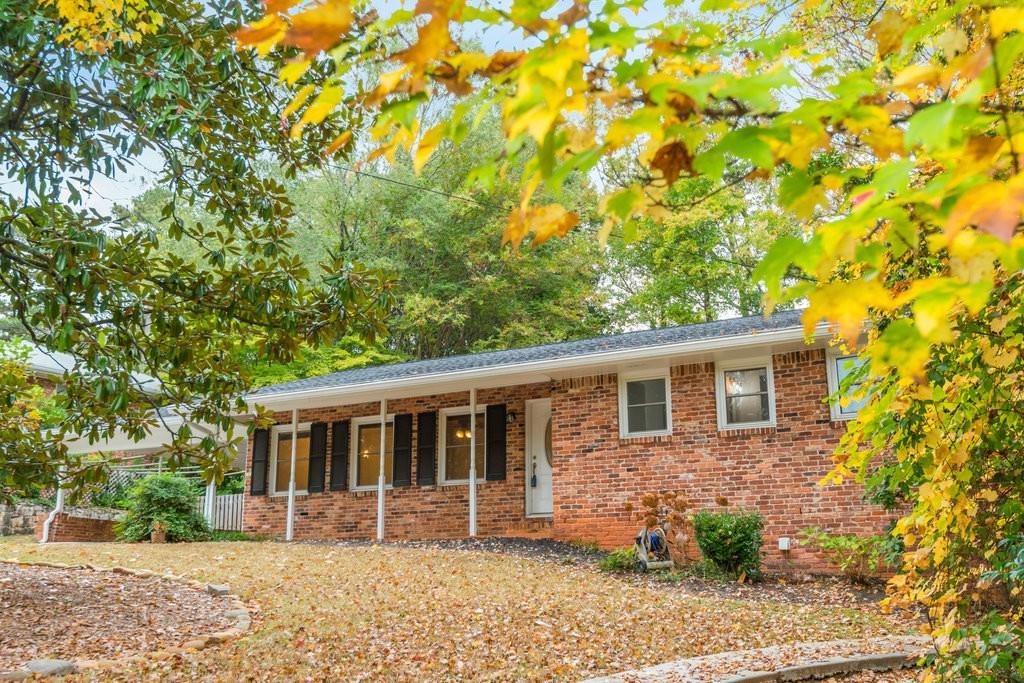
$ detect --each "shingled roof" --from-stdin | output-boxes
[251,309,807,398]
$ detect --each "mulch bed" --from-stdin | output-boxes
[0,563,234,671]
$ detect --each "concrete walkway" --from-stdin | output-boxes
[583,635,930,683]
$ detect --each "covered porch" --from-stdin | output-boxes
[243,380,556,542]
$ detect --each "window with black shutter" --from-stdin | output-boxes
[416,411,437,486]
[250,428,270,495]
[392,414,413,486]
[485,404,507,481]
[307,422,327,493]
[329,420,350,491]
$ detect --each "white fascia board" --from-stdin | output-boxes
[63,416,237,455]
[246,323,830,412]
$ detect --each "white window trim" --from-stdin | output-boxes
[439,405,488,485]
[350,414,396,491]
[269,422,311,497]
[825,351,863,421]
[715,357,776,430]
[617,369,673,439]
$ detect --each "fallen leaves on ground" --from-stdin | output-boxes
[0,562,232,671]
[0,536,914,681]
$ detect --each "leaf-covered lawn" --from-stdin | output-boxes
[0,536,910,681]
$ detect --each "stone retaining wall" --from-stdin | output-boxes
[0,503,50,536]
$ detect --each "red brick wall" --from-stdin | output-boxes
[35,513,117,542]
[549,349,893,572]
[243,384,549,540]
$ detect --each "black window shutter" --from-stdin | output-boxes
[250,428,270,495]
[416,411,437,486]
[308,422,328,493]
[485,403,507,481]
[392,413,413,486]
[329,420,350,491]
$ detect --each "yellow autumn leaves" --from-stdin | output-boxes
[43,0,163,51]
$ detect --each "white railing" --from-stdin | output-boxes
[199,492,244,531]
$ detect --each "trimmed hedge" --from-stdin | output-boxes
[692,508,764,578]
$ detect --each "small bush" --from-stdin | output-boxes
[116,474,210,543]
[800,528,895,583]
[598,546,639,572]
[692,508,764,579]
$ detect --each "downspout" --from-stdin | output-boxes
[204,480,216,528]
[376,398,386,541]
[468,387,477,537]
[40,472,65,544]
[285,408,298,541]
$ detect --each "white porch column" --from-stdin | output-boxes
[204,480,216,528]
[468,387,477,537]
[285,407,298,541]
[377,398,387,541]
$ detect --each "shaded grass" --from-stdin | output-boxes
[0,536,910,682]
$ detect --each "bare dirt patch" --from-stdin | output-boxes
[0,562,234,671]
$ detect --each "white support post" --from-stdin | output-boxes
[468,388,477,537]
[285,408,298,541]
[204,480,216,528]
[376,398,387,542]
[40,470,65,544]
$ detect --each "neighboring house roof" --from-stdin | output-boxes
[250,309,815,405]
[27,345,161,394]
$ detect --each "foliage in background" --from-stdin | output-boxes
[116,474,209,543]
[604,174,796,329]
[692,509,764,580]
[0,339,64,503]
[0,0,392,500]
[800,528,895,584]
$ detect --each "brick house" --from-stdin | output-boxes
[242,310,888,571]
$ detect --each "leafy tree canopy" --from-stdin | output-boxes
[0,0,391,497]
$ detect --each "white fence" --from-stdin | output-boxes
[202,493,244,531]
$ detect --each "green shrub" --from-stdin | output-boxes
[116,474,210,543]
[598,546,639,572]
[800,528,895,583]
[692,509,764,578]
[90,481,132,509]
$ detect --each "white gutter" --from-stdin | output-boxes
[246,323,828,409]
[40,473,65,544]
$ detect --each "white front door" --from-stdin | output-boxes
[526,399,553,517]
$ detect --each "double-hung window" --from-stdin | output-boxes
[826,352,867,420]
[440,409,485,484]
[715,358,776,429]
[271,426,311,495]
[352,418,394,489]
[618,371,672,438]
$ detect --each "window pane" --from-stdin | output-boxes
[627,405,648,433]
[274,432,310,493]
[835,355,867,414]
[645,404,667,431]
[724,368,767,397]
[356,423,394,487]
[626,378,666,405]
[444,413,484,481]
[726,395,769,424]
